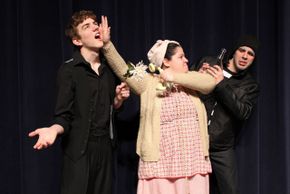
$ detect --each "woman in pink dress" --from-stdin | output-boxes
[100,16,216,194]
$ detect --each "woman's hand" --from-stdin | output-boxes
[199,63,224,84]
[206,65,224,84]
[99,15,111,44]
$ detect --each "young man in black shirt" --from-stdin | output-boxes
[29,10,129,194]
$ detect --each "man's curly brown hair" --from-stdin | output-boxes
[65,10,97,39]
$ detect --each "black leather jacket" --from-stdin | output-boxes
[200,64,259,151]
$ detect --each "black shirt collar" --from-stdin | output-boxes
[71,50,107,73]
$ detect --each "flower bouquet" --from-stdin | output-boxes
[123,61,176,95]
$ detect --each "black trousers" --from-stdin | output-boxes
[61,136,112,194]
[210,148,240,194]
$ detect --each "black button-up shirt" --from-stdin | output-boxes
[54,50,116,161]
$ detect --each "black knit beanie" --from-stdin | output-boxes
[228,35,260,60]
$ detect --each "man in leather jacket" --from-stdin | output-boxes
[197,35,260,194]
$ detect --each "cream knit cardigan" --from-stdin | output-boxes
[102,41,216,162]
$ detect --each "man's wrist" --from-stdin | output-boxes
[51,124,64,135]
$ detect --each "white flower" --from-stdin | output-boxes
[123,61,148,81]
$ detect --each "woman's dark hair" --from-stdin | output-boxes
[164,43,180,60]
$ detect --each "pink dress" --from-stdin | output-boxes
[138,91,211,194]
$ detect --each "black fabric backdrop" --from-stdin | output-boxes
[1,0,290,194]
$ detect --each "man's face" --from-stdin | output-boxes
[232,46,255,72]
[73,17,103,50]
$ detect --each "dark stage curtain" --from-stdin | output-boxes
[1,0,289,194]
